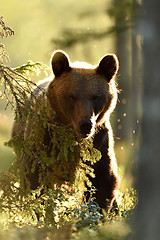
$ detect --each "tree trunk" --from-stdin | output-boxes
[134,1,160,239]
[114,0,132,141]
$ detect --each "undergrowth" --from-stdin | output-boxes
[0,176,137,240]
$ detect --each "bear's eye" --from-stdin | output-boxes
[92,95,100,102]
[69,95,76,102]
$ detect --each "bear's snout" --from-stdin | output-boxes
[79,119,92,138]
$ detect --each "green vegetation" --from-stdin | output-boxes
[0,177,136,239]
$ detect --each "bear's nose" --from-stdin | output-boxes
[79,120,92,138]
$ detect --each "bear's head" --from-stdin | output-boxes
[47,50,119,139]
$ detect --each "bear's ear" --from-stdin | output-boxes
[51,50,71,77]
[96,54,119,82]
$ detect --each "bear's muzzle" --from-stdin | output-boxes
[79,119,92,138]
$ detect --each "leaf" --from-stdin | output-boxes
[13,61,50,77]
[64,144,68,161]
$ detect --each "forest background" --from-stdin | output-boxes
[0,0,142,239]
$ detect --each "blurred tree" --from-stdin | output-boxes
[134,1,160,239]
[131,1,142,145]
[52,1,135,49]
[111,0,138,141]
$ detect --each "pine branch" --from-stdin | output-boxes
[0,16,14,38]
[52,24,132,48]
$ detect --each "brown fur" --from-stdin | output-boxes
[12,50,120,211]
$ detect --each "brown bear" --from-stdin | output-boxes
[12,50,120,211]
